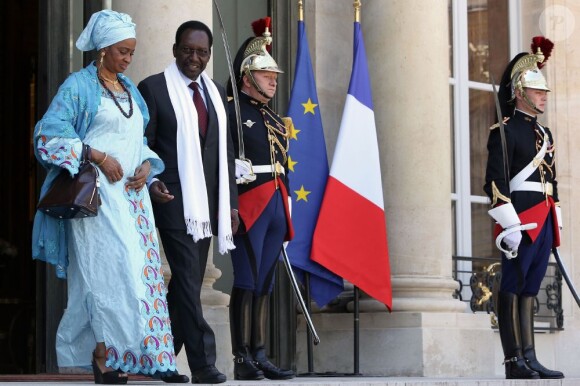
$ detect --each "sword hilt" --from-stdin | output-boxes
[495,222,537,259]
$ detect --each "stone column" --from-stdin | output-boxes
[365,0,462,314]
[112,0,232,378]
[296,0,495,377]
[114,0,214,84]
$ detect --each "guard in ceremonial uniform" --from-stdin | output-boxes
[226,18,295,381]
[484,36,563,380]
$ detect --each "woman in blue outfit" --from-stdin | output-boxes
[32,10,178,384]
[226,19,295,381]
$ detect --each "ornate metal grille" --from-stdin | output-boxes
[452,256,563,330]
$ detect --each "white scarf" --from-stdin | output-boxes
[164,61,235,253]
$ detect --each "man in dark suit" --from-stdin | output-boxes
[138,20,239,384]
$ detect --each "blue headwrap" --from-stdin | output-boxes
[76,10,136,51]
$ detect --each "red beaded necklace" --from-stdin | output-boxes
[97,74,134,119]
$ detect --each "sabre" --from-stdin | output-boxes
[212,0,256,184]
[213,0,243,158]
[490,75,536,258]
[495,222,537,258]
[552,248,580,309]
[490,75,510,192]
[281,246,320,345]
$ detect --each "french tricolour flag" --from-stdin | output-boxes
[312,21,391,310]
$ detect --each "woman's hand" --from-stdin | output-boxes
[126,160,150,192]
[93,149,124,184]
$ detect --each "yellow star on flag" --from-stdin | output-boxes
[289,124,300,140]
[295,185,311,202]
[302,98,318,115]
[287,156,297,172]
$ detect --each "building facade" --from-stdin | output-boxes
[1,0,579,378]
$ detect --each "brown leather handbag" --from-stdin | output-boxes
[37,144,100,219]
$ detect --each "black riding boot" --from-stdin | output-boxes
[229,288,264,381]
[519,295,564,379]
[498,292,540,379]
[251,295,295,380]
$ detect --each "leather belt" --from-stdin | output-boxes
[511,181,553,196]
[253,162,285,175]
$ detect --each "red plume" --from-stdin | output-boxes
[531,36,554,69]
[251,17,272,52]
[251,17,271,37]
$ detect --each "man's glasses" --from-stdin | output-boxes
[179,47,210,58]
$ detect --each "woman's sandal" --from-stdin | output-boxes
[91,352,128,384]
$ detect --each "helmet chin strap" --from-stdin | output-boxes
[517,84,544,114]
[244,68,271,101]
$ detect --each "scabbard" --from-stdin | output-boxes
[552,248,580,309]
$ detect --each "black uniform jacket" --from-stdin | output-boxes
[138,73,238,233]
[229,92,293,238]
[484,109,558,242]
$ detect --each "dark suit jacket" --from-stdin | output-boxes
[138,72,238,233]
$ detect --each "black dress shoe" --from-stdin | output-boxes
[255,359,295,380]
[233,357,264,380]
[161,373,190,383]
[504,357,539,379]
[191,365,226,384]
[525,358,564,379]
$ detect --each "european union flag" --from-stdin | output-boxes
[286,19,344,308]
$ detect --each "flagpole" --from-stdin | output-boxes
[354,0,361,22]
[304,272,315,374]
[296,0,317,376]
[352,0,362,376]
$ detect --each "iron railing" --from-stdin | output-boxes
[452,256,563,330]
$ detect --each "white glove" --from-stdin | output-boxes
[235,158,256,184]
[503,230,522,251]
[489,203,522,257]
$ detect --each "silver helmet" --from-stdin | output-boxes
[510,49,550,98]
[240,27,283,76]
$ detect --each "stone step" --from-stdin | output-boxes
[1,376,575,385]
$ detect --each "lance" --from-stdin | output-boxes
[212,0,319,342]
[490,75,536,258]
[552,248,580,308]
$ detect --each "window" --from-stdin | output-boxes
[450,0,519,298]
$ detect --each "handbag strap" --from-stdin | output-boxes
[81,144,91,166]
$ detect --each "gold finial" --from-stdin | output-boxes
[298,0,303,22]
[354,0,361,22]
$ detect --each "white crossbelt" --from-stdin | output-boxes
[253,163,285,175]
[509,127,549,192]
[511,181,553,196]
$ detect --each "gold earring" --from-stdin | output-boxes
[99,51,105,69]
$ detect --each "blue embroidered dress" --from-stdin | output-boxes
[33,63,177,375]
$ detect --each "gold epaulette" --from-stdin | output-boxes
[489,117,510,130]
[281,116,294,133]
